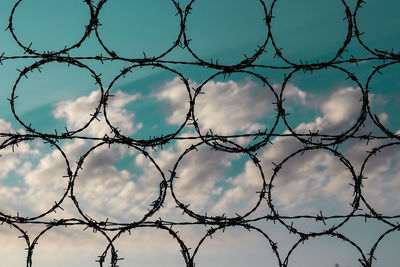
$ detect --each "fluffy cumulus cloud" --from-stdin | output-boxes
[0,119,40,179]
[47,81,396,222]
[27,88,160,222]
[22,139,87,217]
[199,85,398,216]
[0,88,148,220]
[274,82,307,104]
[156,77,289,135]
[0,119,41,215]
[71,142,165,222]
[152,81,387,218]
[261,87,363,213]
[177,86,348,216]
[134,135,250,218]
[53,89,142,137]
[293,86,363,136]
[208,136,358,217]
[0,85,176,267]
[0,138,84,218]
[193,79,273,135]
[1,78,399,265]
[1,81,395,219]
[357,143,400,214]
[153,79,334,218]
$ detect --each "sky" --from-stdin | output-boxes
[0,0,400,266]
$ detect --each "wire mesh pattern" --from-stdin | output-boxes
[0,0,399,266]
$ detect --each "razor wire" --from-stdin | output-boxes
[0,0,399,266]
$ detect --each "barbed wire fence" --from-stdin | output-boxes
[0,0,399,266]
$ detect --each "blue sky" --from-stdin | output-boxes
[1,0,400,266]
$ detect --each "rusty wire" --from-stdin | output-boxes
[0,0,400,266]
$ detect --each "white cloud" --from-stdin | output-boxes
[171,144,241,214]
[4,88,153,221]
[72,142,162,222]
[320,87,361,126]
[151,82,372,217]
[295,86,362,136]
[105,226,190,266]
[377,112,388,124]
[132,132,263,219]
[0,119,40,179]
[194,79,273,135]
[359,143,400,213]
[1,78,398,265]
[0,138,86,218]
[3,81,393,221]
[0,136,161,222]
[156,77,286,136]
[155,78,190,126]
[274,82,307,104]
[0,86,159,220]
[211,86,365,215]
[53,89,142,137]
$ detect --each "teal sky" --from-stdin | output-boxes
[1,0,400,266]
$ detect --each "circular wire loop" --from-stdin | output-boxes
[279,65,368,146]
[284,232,367,267]
[103,63,193,147]
[353,0,400,60]
[268,0,353,68]
[0,137,72,221]
[191,70,280,152]
[8,0,95,56]
[183,0,270,70]
[100,225,191,267]
[267,146,361,236]
[70,141,167,229]
[191,224,282,267]
[10,57,104,137]
[170,140,267,223]
[94,0,184,62]
[359,142,400,228]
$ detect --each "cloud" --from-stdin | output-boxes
[72,142,163,222]
[53,89,142,137]
[4,88,154,221]
[358,143,400,214]
[193,79,274,135]
[22,139,87,216]
[209,159,265,216]
[156,77,287,136]
[0,138,86,218]
[0,138,162,222]
[155,78,191,126]
[3,81,394,221]
[151,82,374,217]
[0,119,40,179]
[294,86,363,135]
[211,86,367,215]
[0,87,144,219]
[130,131,265,219]
[155,96,399,219]
[170,144,243,215]
[274,82,307,104]
[134,135,235,216]
[320,87,361,127]
[1,78,398,266]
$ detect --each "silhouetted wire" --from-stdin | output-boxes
[0,0,399,266]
